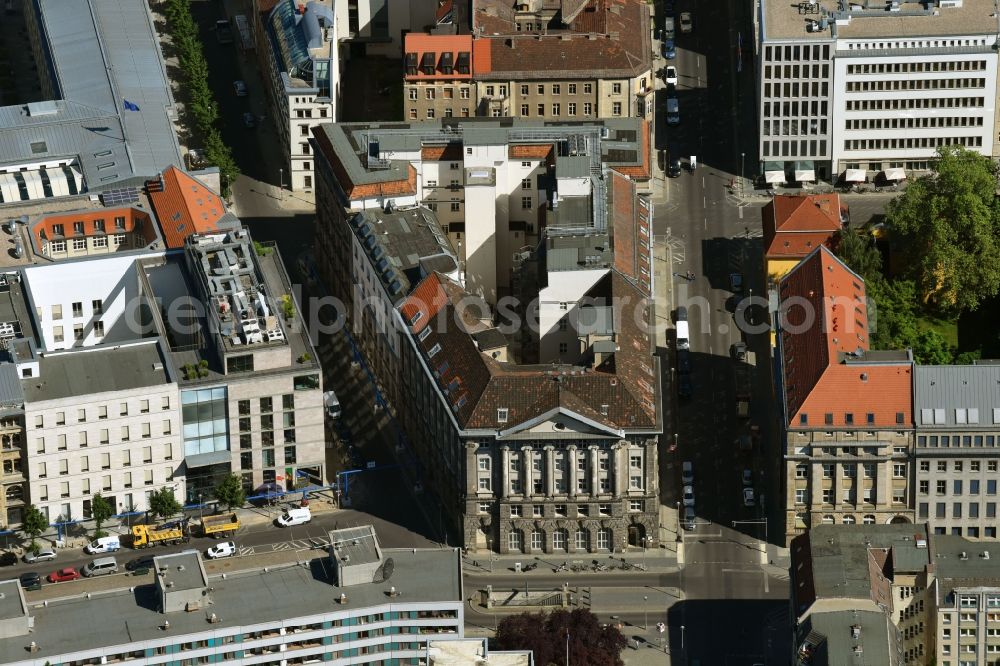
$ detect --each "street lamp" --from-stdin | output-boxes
[676,500,682,543]
[740,151,746,193]
[643,594,648,630]
[681,624,686,651]
[198,492,203,523]
[279,168,284,201]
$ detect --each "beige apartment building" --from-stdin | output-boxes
[779,247,914,544]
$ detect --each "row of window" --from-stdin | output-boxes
[764,44,830,63]
[847,60,987,75]
[38,300,104,322]
[762,81,829,99]
[795,487,906,506]
[37,468,171,500]
[239,446,296,470]
[846,78,986,92]
[846,96,985,111]
[845,37,990,51]
[409,87,471,100]
[763,99,830,118]
[36,443,172,473]
[34,398,171,429]
[237,412,296,433]
[761,138,828,158]
[52,321,104,342]
[845,116,984,131]
[764,63,830,80]
[481,500,645,517]
[508,526,614,552]
[919,460,1000,474]
[45,234,129,254]
[479,474,643,494]
[918,501,999,520]
[519,102,612,116]
[762,119,827,137]
[918,479,999,497]
[922,407,997,425]
[236,395,295,416]
[292,106,329,118]
[844,136,984,151]
[48,217,127,237]
[408,107,472,119]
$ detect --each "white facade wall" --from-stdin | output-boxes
[25,383,182,523]
[831,36,997,172]
[537,268,608,363]
[24,256,144,350]
[287,92,336,192]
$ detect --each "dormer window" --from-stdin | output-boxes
[421,52,436,76]
[409,310,424,326]
[439,51,453,75]
[405,52,418,75]
[456,52,471,74]
[497,408,508,423]
[428,343,442,358]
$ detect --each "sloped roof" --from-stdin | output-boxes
[779,246,912,429]
[148,166,230,249]
[473,0,651,80]
[763,194,843,259]
[404,34,474,81]
[399,271,658,433]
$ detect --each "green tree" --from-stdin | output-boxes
[148,487,182,520]
[22,504,48,551]
[213,474,247,511]
[886,145,1000,313]
[910,329,955,365]
[867,277,920,350]
[90,493,114,538]
[835,227,883,284]
[494,609,626,666]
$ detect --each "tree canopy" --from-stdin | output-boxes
[493,609,626,666]
[886,145,1000,313]
[148,487,182,519]
[213,474,247,511]
[22,504,48,549]
[90,493,114,537]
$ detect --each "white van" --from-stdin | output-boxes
[84,535,121,554]
[675,320,690,350]
[276,507,311,527]
[323,390,341,420]
[82,556,118,577]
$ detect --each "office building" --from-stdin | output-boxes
[778,246,914,544]
[0,528,465,665]
[913,363,1000,540]
[791,523,1000,666]
[312,118,659,553]
[756,0,998,184]
[0,0,181,205]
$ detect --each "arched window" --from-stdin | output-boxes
[508,529,523,553]
[530,528,544,551]
[843,515,856,525]
[553,528,569,551]
[574,529,588,551]
[863,514,876,525]
[822,515,834,524]
[5,485,23,502]
[596,527,612,551]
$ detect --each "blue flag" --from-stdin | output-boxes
[123,99,140,112]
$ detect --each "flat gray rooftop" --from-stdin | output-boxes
[154,551,206,592]
[762,0,997,40]
[0,580,25,622]
[804,609,893,666]
[331,525,381,566]
[0,549,461,664]
[22,341,171,403]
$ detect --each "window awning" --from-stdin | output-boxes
[794,169,815,183]
[883,167,906,181]
[844,168,866,183]
[764,170,785,184]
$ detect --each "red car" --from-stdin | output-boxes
[47,567,81,583]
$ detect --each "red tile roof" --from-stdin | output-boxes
[509,144,555,161]
[148,166,228,249]
[763,194,843,259]
[779,246,912,429]
[472,37,492,74]
[473,0,651,80]
[421,144,464,161]
[398,270,658,431]
[32,208,156,249]
[403,33,474,82]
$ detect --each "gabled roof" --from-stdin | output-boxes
[763,194,844,260]
[399,270,658,433]
[779,246,913,429]
[473,0,652,80]
[148,166,231,249]
[404,34,474,81]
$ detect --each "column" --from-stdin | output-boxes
[544,446,555,497]
[810,462,824,506]
[522,446,533,497]
[567,446,577,498]
[877,458,891,507]
[589,445,600,497]
[500,446,510,499]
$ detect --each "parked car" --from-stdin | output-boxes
[682,461,694,485]
[85,535,120,555]
[742,469,753,486]
[243,112,256,129]
[667,157,682,178]
[233,80,248,96]
[47,567,81,583]
[81,557,118,577]
[206,541,237,560]
[680,12,693,33]
[664,66,678,86]
[662,38,676,60]
[0,551,17,567]
[683,506,696,530]
[19,572,41,591]
[23,548,56,564]
[683,485,695,507]
[276,506,312,527]
[743,487,756,507]
[125,555,155,572]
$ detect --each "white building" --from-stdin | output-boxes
[756,0,999,184]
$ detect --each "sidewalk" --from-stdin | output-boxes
[462,549,678,575]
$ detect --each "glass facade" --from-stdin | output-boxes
[182,387,229,457]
